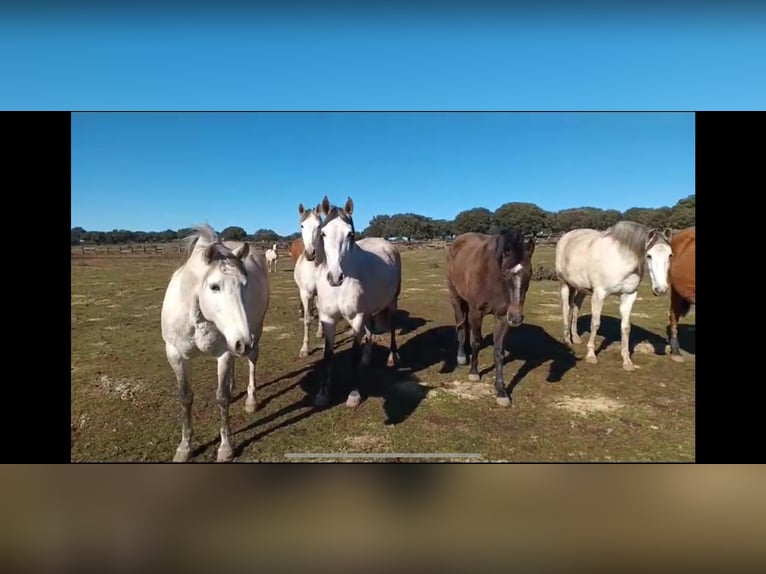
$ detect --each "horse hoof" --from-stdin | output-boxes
[496,396,511,407]
[245,398,258,414]
[670,354,685,363]
[299,348,309,358]
[457,356,468,366]
[345,391,361,408]
[585,355,598,365]
[216,445,234,463]
[468,373,481,382]
[173,449,191,463]
[622,362,636,372]
[386,354,398,368]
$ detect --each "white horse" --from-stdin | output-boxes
[312,195,402,408]
[555,220,672,371]
[160,224,270,462]
[293,202,324,357]
[265,243,278,272]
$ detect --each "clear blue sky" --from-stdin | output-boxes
[71,112,694,235]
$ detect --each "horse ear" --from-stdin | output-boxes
[233,242,250,260]
[663,228,672,242]
[525,236,536,257]
[298,203,305,216]
[315,203,322,216]
[321,196,331,216]
[344,197,354,216]
[646,229,657,244]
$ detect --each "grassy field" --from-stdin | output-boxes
[70,243,695,462]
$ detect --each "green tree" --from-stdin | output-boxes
[493,202,551,235]
[252,228,281,242]
[221,226,247,241]
[453,207,494,235]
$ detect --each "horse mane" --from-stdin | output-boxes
[495,228,527,260]
[178,224,246,273]
[604,220,656,276]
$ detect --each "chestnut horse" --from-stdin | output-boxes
[667,227,695,362]
[446,229,535,407]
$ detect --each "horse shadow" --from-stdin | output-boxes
[576,314,674,356]
[393,310,428,336]
[297,349,434,426]
[670,323,696,356]
[392,323,577,393]
[471,324,577,391]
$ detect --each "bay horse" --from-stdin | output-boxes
[160,224,270,462]
[312,195,402,408]
[446,230,536,407]
[555,220,672,371]
[293,202,324,357]
[265,243,278,272]
[667,226,695,362]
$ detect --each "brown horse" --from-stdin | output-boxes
[667,226,695,362]
[446,229,535,407]
[290,237,304,265]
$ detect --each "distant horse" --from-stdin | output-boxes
[312,195,402,408]
[667,227,695,362]
[290,237,304,265]
[265,243,278,272]
[555,221,672,371]
[446,230,536,407]
[160,225,270,462]
[293,202,324,357]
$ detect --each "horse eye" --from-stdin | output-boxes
[300,223,304,228]
[210,284,220,292]
[320,232,326,238]
[647,254,653,260]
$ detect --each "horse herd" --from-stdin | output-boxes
[159,196,695,462]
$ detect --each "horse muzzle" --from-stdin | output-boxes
[652,286,669,296]
[232,335,255,357]
[327,272,345,287]
[507,313,524,327]
[304,252,316,262]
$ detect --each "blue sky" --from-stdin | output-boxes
[71,112,694,235]
[1,6,765,110]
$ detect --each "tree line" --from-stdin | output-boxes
[71,194,694,245]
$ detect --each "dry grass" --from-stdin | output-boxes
[70,244,695,462]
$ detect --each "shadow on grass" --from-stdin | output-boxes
[297,346,434,426]
[576,314,682,357]
[405,322,577,391]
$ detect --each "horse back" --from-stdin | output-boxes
[669,227,695,302]
[555,228,607,289]
[447,232,502,304]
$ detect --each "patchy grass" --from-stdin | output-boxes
[71,244,695,462]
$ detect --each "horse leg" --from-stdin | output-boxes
[167,344,193,463]
[619,291,639,371]
[570,289,585,345]
[585,289,606,364]
[314,295,323,339]
[315,315,336,408]
[468,308,483,382]
[245,343,260,413]
[668,289,685,363]
[360,316,373,367]
[215,354,235,462]
[492,317,511,407]
[560,281,572,344]
[450,294,469,366]
[299,288,313,358]
[346,313,367,408]
[386,309,399,368]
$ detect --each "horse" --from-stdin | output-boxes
[312,195,402,408]
[446,230,536,407]
[667,227,695,362]
[293,202,324,357]
[265,243,278,272]
[555,220,672,371]
[160,224,270,462]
